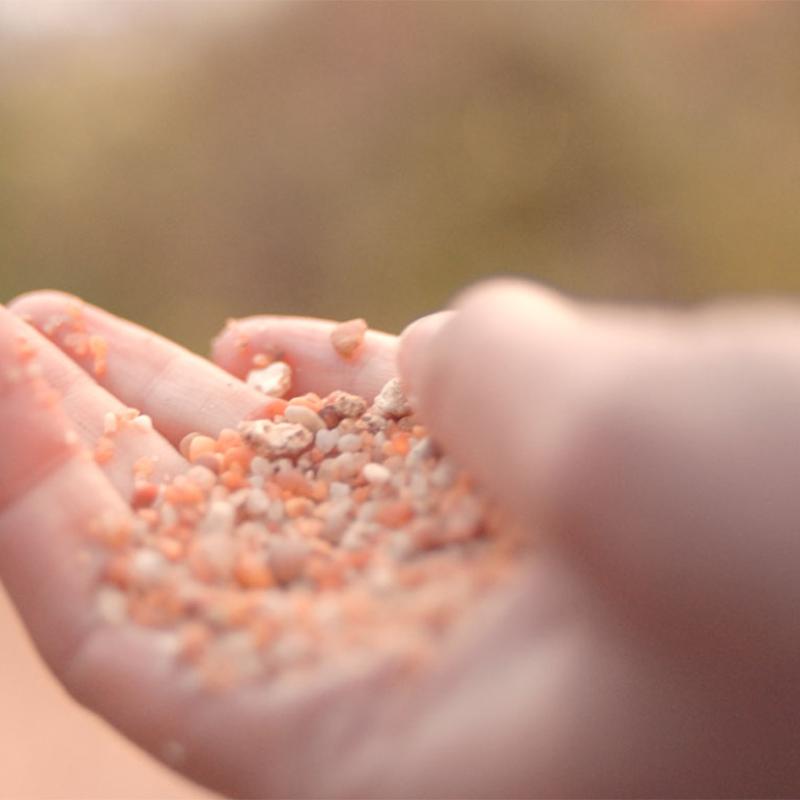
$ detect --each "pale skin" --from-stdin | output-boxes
[2,280,800,797]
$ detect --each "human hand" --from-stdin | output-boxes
[2,291,537,799]
[397,279,800,797]
[8,281,799,798]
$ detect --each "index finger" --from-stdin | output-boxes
[10,291,268,445]
[211,315,398,400]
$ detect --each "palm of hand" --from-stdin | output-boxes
[0,292,562,799]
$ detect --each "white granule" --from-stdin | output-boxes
[362,463,391,485]
[246,361,292,398]
[373,378,412,419]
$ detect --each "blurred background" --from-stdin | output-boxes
[2,1,800,797]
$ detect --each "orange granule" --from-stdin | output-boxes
[16,335,36,362]
[233,553,275,589]
[133,456,155,479]
[374,500,414,528]
[330,318,367,359]
[187,435,216,463]
[88,334,108,377]
[94,436,115,464]
[390,431,411,456]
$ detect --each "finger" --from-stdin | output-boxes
[6,312,185,497]
[399,279,800,662]
[211,315,398,400]
[0,312,203,759]
[399,280,583,524]
[9,291,267,445]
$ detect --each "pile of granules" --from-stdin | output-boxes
[91,370,522,688]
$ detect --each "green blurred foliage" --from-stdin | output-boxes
[2,2,800,354]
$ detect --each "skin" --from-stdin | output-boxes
[2,281,800,797]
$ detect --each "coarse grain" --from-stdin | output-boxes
[240,420,314,459]
[284,404,325,433]
[330,318,367,360]
[85,373,522,689]
[246,361,292,398]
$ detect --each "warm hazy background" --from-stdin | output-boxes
[2,2,800,797]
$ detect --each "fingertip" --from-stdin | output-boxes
[397,279,584,526]
[8,289,83,316]
[398,311,454,399]
[209,318,246,376]
[451,277,572,326]
[400,278,572,413]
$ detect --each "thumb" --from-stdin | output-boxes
[399,280,800,665]
[399,280,585,527]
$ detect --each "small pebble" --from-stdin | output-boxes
[239,420,314,459]
[201,501,235,535]
[196,534,235,575]
[186,465,217,491]
[321,501,352,541]
[431,459,457,489]
[131,549,169,586]
[103,411,119,435]
[179,432,198,458]
[357,500,379,522]
[341,523,371,551]
[407,437,435,467]
[284,404,325,433]
[362,463,391,485]
[332,452,360,480]
[131,414,153,432]
[96,587,128,625]
[246,361,292,398]
[245,488,270,517]
[328,481,351,499]
[269,538,309,584]
[373,378,412,419]
[360,412,389,432]
[267,500,285,523]
[194,453,221,474]
[315,428,339,454]
[188,435,217,463]
[337,433,362,452]
[330,318,367,359]
[250,455,273,476]
[160,504,178,528]
[319,391,367,423]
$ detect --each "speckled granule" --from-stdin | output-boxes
[246,361,292,398]
[84,366,521,688]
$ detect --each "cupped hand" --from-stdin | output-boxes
[7,281,800,799]
[1,292,541,800]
